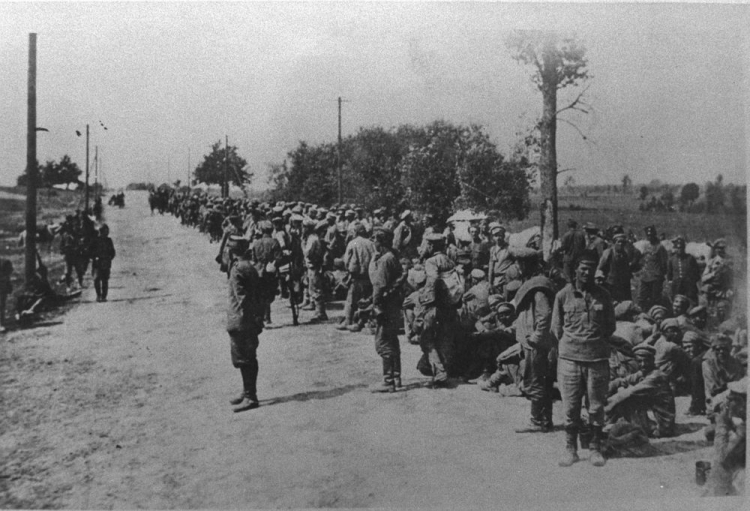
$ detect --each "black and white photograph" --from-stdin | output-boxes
[0,1,747,509]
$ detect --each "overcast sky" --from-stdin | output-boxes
[1,2,747,190]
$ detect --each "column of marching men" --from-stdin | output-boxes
[153,188,746,492]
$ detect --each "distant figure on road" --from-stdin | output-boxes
[226,236,265,412]
[92,224,116,302]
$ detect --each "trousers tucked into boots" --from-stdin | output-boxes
[240,358,259,401]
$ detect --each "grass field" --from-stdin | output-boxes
[0,186,92,328]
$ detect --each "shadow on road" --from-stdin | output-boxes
[260,383,368,406]
[106,294,174,303]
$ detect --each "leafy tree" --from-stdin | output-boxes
[193,141,252,192]
[639,185,649,201]
[680,182,700,206]
[16,160,42,187]
[41,154,82,186]
[507,31,590,260]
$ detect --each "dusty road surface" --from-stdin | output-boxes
[0,191,742,509]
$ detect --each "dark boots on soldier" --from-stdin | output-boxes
[393,356,402,389]
[515,400,552,433]
[559,428,580,467]
[233,359,260,412]
[310,299,328,322]
[371,357,396,393]
[588,426,607,467]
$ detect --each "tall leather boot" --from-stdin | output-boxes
[101,279,109,301]
[588,426,607,467]
[515,400,550,433]
[579,425,592,450]
[94,279,102,301]
[371,357,395,393]
[393,355,402,389]
[558,428,580,467]
[310,298,328,322]
[234,359,259,412]
[542,394,554,430]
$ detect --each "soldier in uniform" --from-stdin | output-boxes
[488,224,512,295]
[560,219,586,283]
[596,233,636,303]
[417,232,461,387]
[302,219,327,322]
[248,220,282,327]
[667,235,700,303]
[511,248,558,433]
[392,210,415,257]
[338,223,376,332]
[605,343,676,438]
[91,224,116,302]
[584,222,606,259]
[369,228,404,392]
[636,225,668,312]
[226,236,265,412]
[552,250,616,467]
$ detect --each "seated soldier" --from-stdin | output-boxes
[705,377,746,497]
[688,304,709,331]
[605,344,676,438]
[650,317,691,395]
[477,301,519,392]
[703,333,745,428]
[671,294,692,327]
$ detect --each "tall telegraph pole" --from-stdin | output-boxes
[24,33,37,286]
[224,135,229,198]
[337,97,342,205]
[85,124,90,211]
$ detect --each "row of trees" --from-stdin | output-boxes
[16,155,82,188]
[266,121,534,224]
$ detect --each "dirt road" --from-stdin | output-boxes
[0,192,739,509]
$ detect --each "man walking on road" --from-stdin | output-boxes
[226,236,265,412]
[552,250,616,467]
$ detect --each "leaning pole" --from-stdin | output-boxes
[24,33,37,287]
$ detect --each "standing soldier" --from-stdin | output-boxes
[667,236,700,303]
[392,210,415,257]
[369,228,404,392]
[338,223,376,332]
[560,219,586,283]
[248,220,282,327]
[584,222,606,259]
[701,238,733,310]
[636,225,668,312]
[512,248,557,433]
[302,219,327,322]
[552,250,616,467]
[597,233,636,303]
[488,224,512,295]
[91,224,116,302]
[226,236,265,412]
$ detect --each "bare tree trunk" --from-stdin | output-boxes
[538,64,558,261]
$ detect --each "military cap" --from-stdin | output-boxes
[271,216,284,224]
[672,235,686,245]
[505,280,522,293]
[317,208,328,216]
[315,220,328,232]
[718,319,739,335]
[345,209,356,217]
[710,333,733,348]
[470,268,486,280]
[276,201,285,208]
[305,202,312,208]
[355,206,364,212]
[488,222,504,233]
[272,205,284,214]
[612,233,627,242]
[326,212,337,220]
[688,305,706,317]
[258,220,273,232]
[291,205,303,214]
[303,218,316,228]
[633,344,656,358]
[660,318,681,332]
[711,238,727,249]
[644,225,657,235]
[611,224,624,235]
[290,214,304,223]
[424,232,445,243]
[583,222,597,232]
[727,377,747,395]
[400,209,412,220]
[649,305,668,319]
[683,331,709,348]
[575,250,599,267]
[673,294,691,305]
[373,208,382,215]
[227,235,249,254]
[495,301,515,316]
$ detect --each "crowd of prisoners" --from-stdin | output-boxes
[149,186,745,486]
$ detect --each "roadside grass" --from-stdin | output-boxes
[0,187,93,330]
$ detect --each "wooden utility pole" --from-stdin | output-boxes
[94,145,98,189]
[337,97,342,205]
[224,135,228,198]
[187,147,191,191]
[84,124,90,211]
[24,33,37,286]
